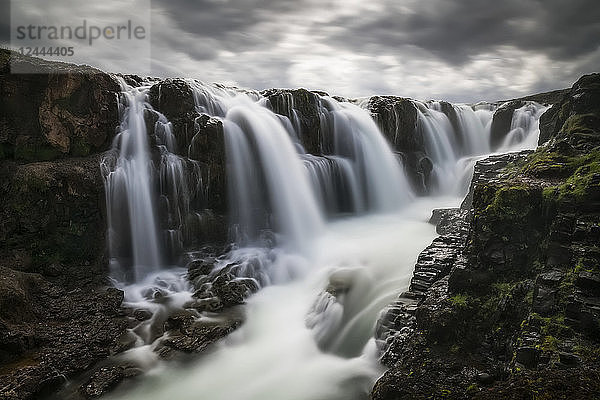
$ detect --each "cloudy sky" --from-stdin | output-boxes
[2,0,599,102]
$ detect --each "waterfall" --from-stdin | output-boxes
[415,103,458,193]
[224,103,324,249]
[100,80,552,400]
[319,98,414,211]
[102,80,163,282]
[499,102,548,151]
[414,100,546,196]
[103,79,204,282]
[185,82,413,249]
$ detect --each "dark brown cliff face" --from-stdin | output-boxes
[0,49,126,400]
[0,50,120,162]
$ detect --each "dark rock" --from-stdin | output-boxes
[576,272,600,296]
[558,352,581,367]
[0,155,108,274]
[490,100,525,150]
[515,347,540,368]
[532,284,557,315]
[80,366,125,398]
[132,309,153,321]
[262,88,326,154]
[476,372,494,385]
[0,49,120,162]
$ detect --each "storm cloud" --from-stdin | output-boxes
[2,0,599,101]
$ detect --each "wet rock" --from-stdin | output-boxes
[558,352,581,367]
[532,284,557,315]
[476,372,494,385]
[460,151,532,210]
[132,309,152,321]
[576,271,600,296]
[159,320,241,355]
[80,366,125,398]
[262,88,325,154]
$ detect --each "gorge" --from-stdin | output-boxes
[0,49,599,399]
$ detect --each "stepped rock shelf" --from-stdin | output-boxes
[0,48,598,399]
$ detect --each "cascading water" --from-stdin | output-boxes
[102,79,163,283]
[499,102,548,151]
[99,80,549,400]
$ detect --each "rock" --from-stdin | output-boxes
[132,309,153,321]
[515,347,540,368]
[0,49,120,161]
[262,88,325,155]
[476,372,494,385]
[80,366,125,398]
[576,272,600,296]
[558,352,581,367]
[0,155,107,274]
[533,284,558,315]
[490,100,525,150]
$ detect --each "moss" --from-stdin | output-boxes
[526,313,573,337]
[520,149,600,202]
[560,113,597,135]
[574,341,600,361]
[541,335,559,351]
[449,294,469,308]
[520,150,573,178]
[557,161,600,200]
[485,185,534,218]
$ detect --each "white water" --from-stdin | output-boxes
[102,80,163,282]
[102,82,548,400]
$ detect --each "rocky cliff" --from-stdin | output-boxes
[372,73,600,399]
[0,50,127,399]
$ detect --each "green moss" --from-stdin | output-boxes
[449,294,469,308]
[557,161,600,200]
[520,150,573,178]
[560,113,597,135]
[520,149,600,202]
[527,313,572,337]
[541,335,559,351]
[574,341,600,360]
[485,185,533,218]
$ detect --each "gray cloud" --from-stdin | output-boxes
[2,0,599,101]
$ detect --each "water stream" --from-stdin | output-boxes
[101,82,547,399]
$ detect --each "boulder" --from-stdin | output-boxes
[0,49,120,161]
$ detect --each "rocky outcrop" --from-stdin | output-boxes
[262,88,327,155]
[538,73,600,147]
[372,73,600,400]
[0,49,120,162]
[0,267,126,400]
[363,96,435,193]
[489,100,525,150]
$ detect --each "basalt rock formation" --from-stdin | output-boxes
[372,73,600,399]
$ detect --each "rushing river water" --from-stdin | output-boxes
[98,80,546,399]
